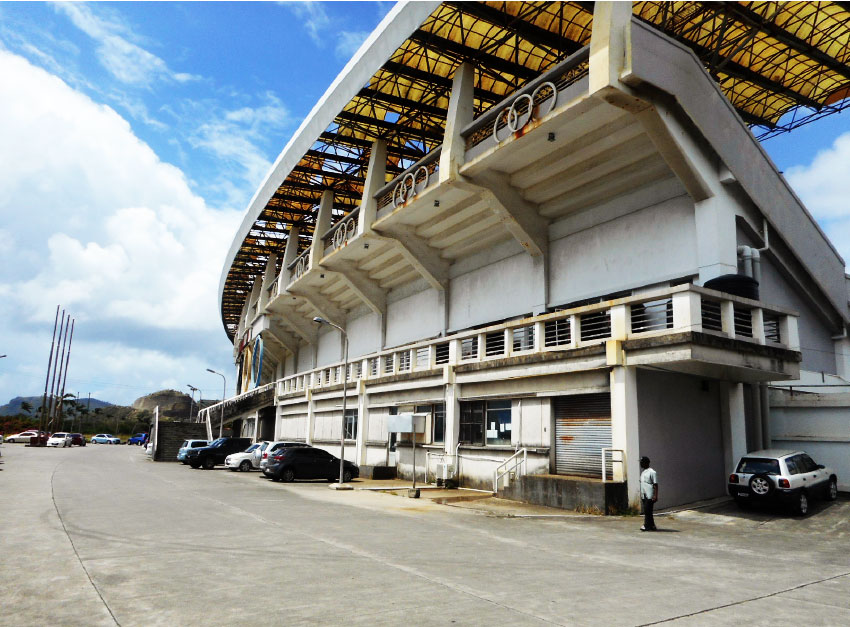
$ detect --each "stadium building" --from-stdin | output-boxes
[202,2,850,511]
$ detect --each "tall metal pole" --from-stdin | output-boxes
[39,306,60,437]
[207,369,226,438]
[56,319,75,433]
[47,311,67,433]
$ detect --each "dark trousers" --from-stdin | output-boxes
[642,498,656,530]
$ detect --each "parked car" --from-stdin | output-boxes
[728,449,838,515]
[265,447,359,483]
[177,439,210,463]
[5,430,39,443]
[69,433,86,446]
[91,434,121,445]
[259,440,310,470]
[186,437,253,469]
[224,443,262,472]
[47,432,72,447]
[128,433,148,445]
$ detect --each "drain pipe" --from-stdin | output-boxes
[737,245,754,279]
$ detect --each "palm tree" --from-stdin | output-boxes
[20,400,33,416]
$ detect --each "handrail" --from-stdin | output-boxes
[373,146,442,201]
[286,248,311,271]
[461,46,590,141]
[320,207,360,241]
[493,447,527,492]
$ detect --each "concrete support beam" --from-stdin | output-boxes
[355,381,368,465]
[305,390,315,445]
[439,62,474,183]
[589,2,643,112]
[834,336,850,381]
[720,382,747,473]
[320,265,386,315]
[290,290,345,329]
[372,226,450,291]
[443,379,460,460]
[258,253,278,311]
[277,310,316,345]
[280,225,301,286]
[358,140,387,235]
[461,171,549,258]
[610,365,640,506]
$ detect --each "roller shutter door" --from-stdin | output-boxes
[554,393,612,478]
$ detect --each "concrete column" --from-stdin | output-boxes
[305,390,315,445]
[258,253,278,311]
[695,196,738,284]
[354,381,368,465]
[443,378,460,460]
[835,336,850,381]
[672,290,702,332]
[309,189,334,268]
[719,382,747,475]
[610,365,640,506]
[280,225,301,286]
[589,1,632,94]
[610,304,630,340]
[780,315,800,351]
[274,405,283,441]
[751,308,766,344]
[439,61,474,183]
[720,300,735,337]
[358,139,387,235]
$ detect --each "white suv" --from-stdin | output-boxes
[728,449,838,515]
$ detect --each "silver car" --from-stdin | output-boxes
[728,449,838,515]
[177,439,209,464]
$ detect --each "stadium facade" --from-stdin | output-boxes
[203,2,850,510]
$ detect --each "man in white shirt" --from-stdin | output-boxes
[639,456,658,531]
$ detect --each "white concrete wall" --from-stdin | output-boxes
[637,369,726,508]
[296,344,313,372]
[278,415,307,440]
[550,197,697,306]
[313,411,341,441]
[385,288,442,348]
[348,311,382,358]
[449,253,537,331]
[367,406,389,441]
[316,327,341,367]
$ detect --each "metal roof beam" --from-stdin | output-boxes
[319,130,427,160]
[336,110,445,142]
[356,87,448,118]
[718,2,850,82]
[291,164,365,183]
[409,29,538,82]
[446,1,585,56]
[381,60,503,104]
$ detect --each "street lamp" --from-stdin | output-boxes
[312,316,350,489]
[206,369,226,438]
[186,384,199,421]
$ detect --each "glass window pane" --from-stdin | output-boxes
[485,402,511,446]
[433,403,445,444]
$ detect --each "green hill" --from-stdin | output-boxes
[0,395,112,417]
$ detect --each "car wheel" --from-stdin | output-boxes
[795,491,809,516]
[239,460,251,472]
[342,469,353,483]
[189,461,201,469]
[827,478,838,501]
[281,468,295,483]
[749,473,774,498]
[202,457,215,470]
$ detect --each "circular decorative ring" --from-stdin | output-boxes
[507,93,534,133]
[294,256,307,279]
[251,336,264,389]
[393,172,417,208]
[414,166,429,194]
[493,107,511,143]
[531,81,558,117]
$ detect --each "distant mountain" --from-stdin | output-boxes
[0,395,113,416]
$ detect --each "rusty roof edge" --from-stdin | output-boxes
[218,0,441,339]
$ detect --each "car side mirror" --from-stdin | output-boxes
[817,464,825,469]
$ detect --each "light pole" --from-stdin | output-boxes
[312,316,350,488]
[186,384,199,421]
[206,369,226,438]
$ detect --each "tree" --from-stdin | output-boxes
[20,401,33,416]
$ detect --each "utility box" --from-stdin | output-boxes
[387,413,426,434]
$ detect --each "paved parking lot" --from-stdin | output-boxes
[2,443,849,626]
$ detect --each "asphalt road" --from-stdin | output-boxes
[2,443,849,626]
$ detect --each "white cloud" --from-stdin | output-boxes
[286,2,330,45]
[55,3,200,87]
[786,132,850,263]
[0,49,240,404]
[335,30,369,60]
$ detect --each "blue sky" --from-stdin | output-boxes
[0,1,848,406]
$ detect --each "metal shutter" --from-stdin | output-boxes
[554,393,612,478]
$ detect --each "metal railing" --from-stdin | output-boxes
[462,46,590,150]
[493,448,528,492]
[375,146,442,211]
[271,284,799,398]
[322,209,359,254]
[286,249,310,282]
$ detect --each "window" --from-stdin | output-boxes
[415,347,430,369]
[459,400,512,446]
[461,336,478,360]
[398,351,411,371]
[344,409,358,440]
[435,342,449,365]
[513,325,534,352]
[415,403,445,444]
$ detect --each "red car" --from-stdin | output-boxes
[69,433,86,446]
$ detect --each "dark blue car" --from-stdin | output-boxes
[128,433,148,445]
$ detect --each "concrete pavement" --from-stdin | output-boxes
[2,443,849,626]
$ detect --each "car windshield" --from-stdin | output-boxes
[245,444,259,452]
[209,438,227,447]
[191,441,207,448]
[737,457,781,474]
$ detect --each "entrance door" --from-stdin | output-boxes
[553,393,612,478]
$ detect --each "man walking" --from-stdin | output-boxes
[639,456,658,531]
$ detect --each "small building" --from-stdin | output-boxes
[202,2,850,510]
